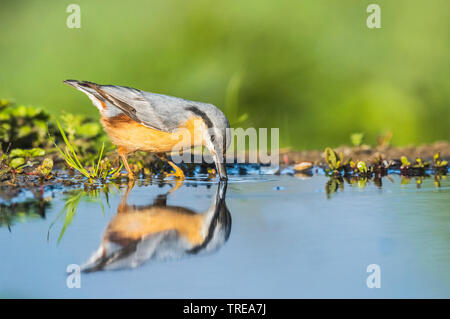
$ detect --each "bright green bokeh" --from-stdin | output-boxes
[1,0,449,149]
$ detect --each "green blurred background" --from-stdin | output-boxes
[1,0,449,149]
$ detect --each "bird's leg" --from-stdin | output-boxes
[166,160,185,180]
[120,154,134,180]
[118,147,134,180]
[118,179,135,213]
[154,153,185,180]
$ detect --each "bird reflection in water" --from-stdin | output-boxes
[82,181,231,272]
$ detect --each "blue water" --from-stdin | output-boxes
[1,174,450,298]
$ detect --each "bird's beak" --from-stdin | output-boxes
[213,153,228,181]
[218,179,228,199]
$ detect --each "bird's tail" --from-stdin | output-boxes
[63,79,106,112]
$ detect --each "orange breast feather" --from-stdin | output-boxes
[101,114,205,153]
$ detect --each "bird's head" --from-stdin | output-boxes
[207,115,230,181]
[192,105,230,181]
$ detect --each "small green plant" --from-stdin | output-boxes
[377,131,393,148]
[349,160,368,175]
[370,153,388,175]
[54,121,122,183]
[433,153,448,169]
[400,156,410,169]
[8,147,45,170]
[324,147,347,176]
[357,161,368,173]
[33,158,54,179]
[0,100,55,151]
[0,148,37,177]
[401,156,430,175]
[413,157,430,169]
[207,167,217,179]
[9,157,26,170]
[350,133,365,147]
[58,113,107,159]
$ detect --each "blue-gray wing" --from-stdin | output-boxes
[85,82,194,132]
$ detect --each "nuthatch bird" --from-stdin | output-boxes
[63,80,230,180]
[81,181,231,272]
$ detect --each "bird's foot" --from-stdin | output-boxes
[166,161,185,180]
[165,170,185,180]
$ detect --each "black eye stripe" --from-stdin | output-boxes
[185,105,213,128]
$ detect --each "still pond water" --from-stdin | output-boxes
[1,171,450,298]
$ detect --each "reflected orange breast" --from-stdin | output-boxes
[105,208,205,246]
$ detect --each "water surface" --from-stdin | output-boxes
[1,173,450,298]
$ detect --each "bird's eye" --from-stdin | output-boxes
[210,135,216,142]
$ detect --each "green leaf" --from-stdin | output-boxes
[357,161,368,173]
[25,107,41,118]
[10,157,25,168]
[324,147,338,170]
[10,149,26,158]
[35,158,53,177]
[401,156,410,166]
[77,122,101,137]
[0,99,11,108]
[12,105,28,117]
[17,126,32,138]
[350,133,364,147]
[29,148,45,157]
[0,113,11,120]
[10,148,45,158]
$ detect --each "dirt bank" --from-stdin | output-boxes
[279,141,450,165]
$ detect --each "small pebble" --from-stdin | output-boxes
[293,162,313,172]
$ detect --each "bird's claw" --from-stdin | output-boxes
[166,161,185,180]
[165,170,185,180]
